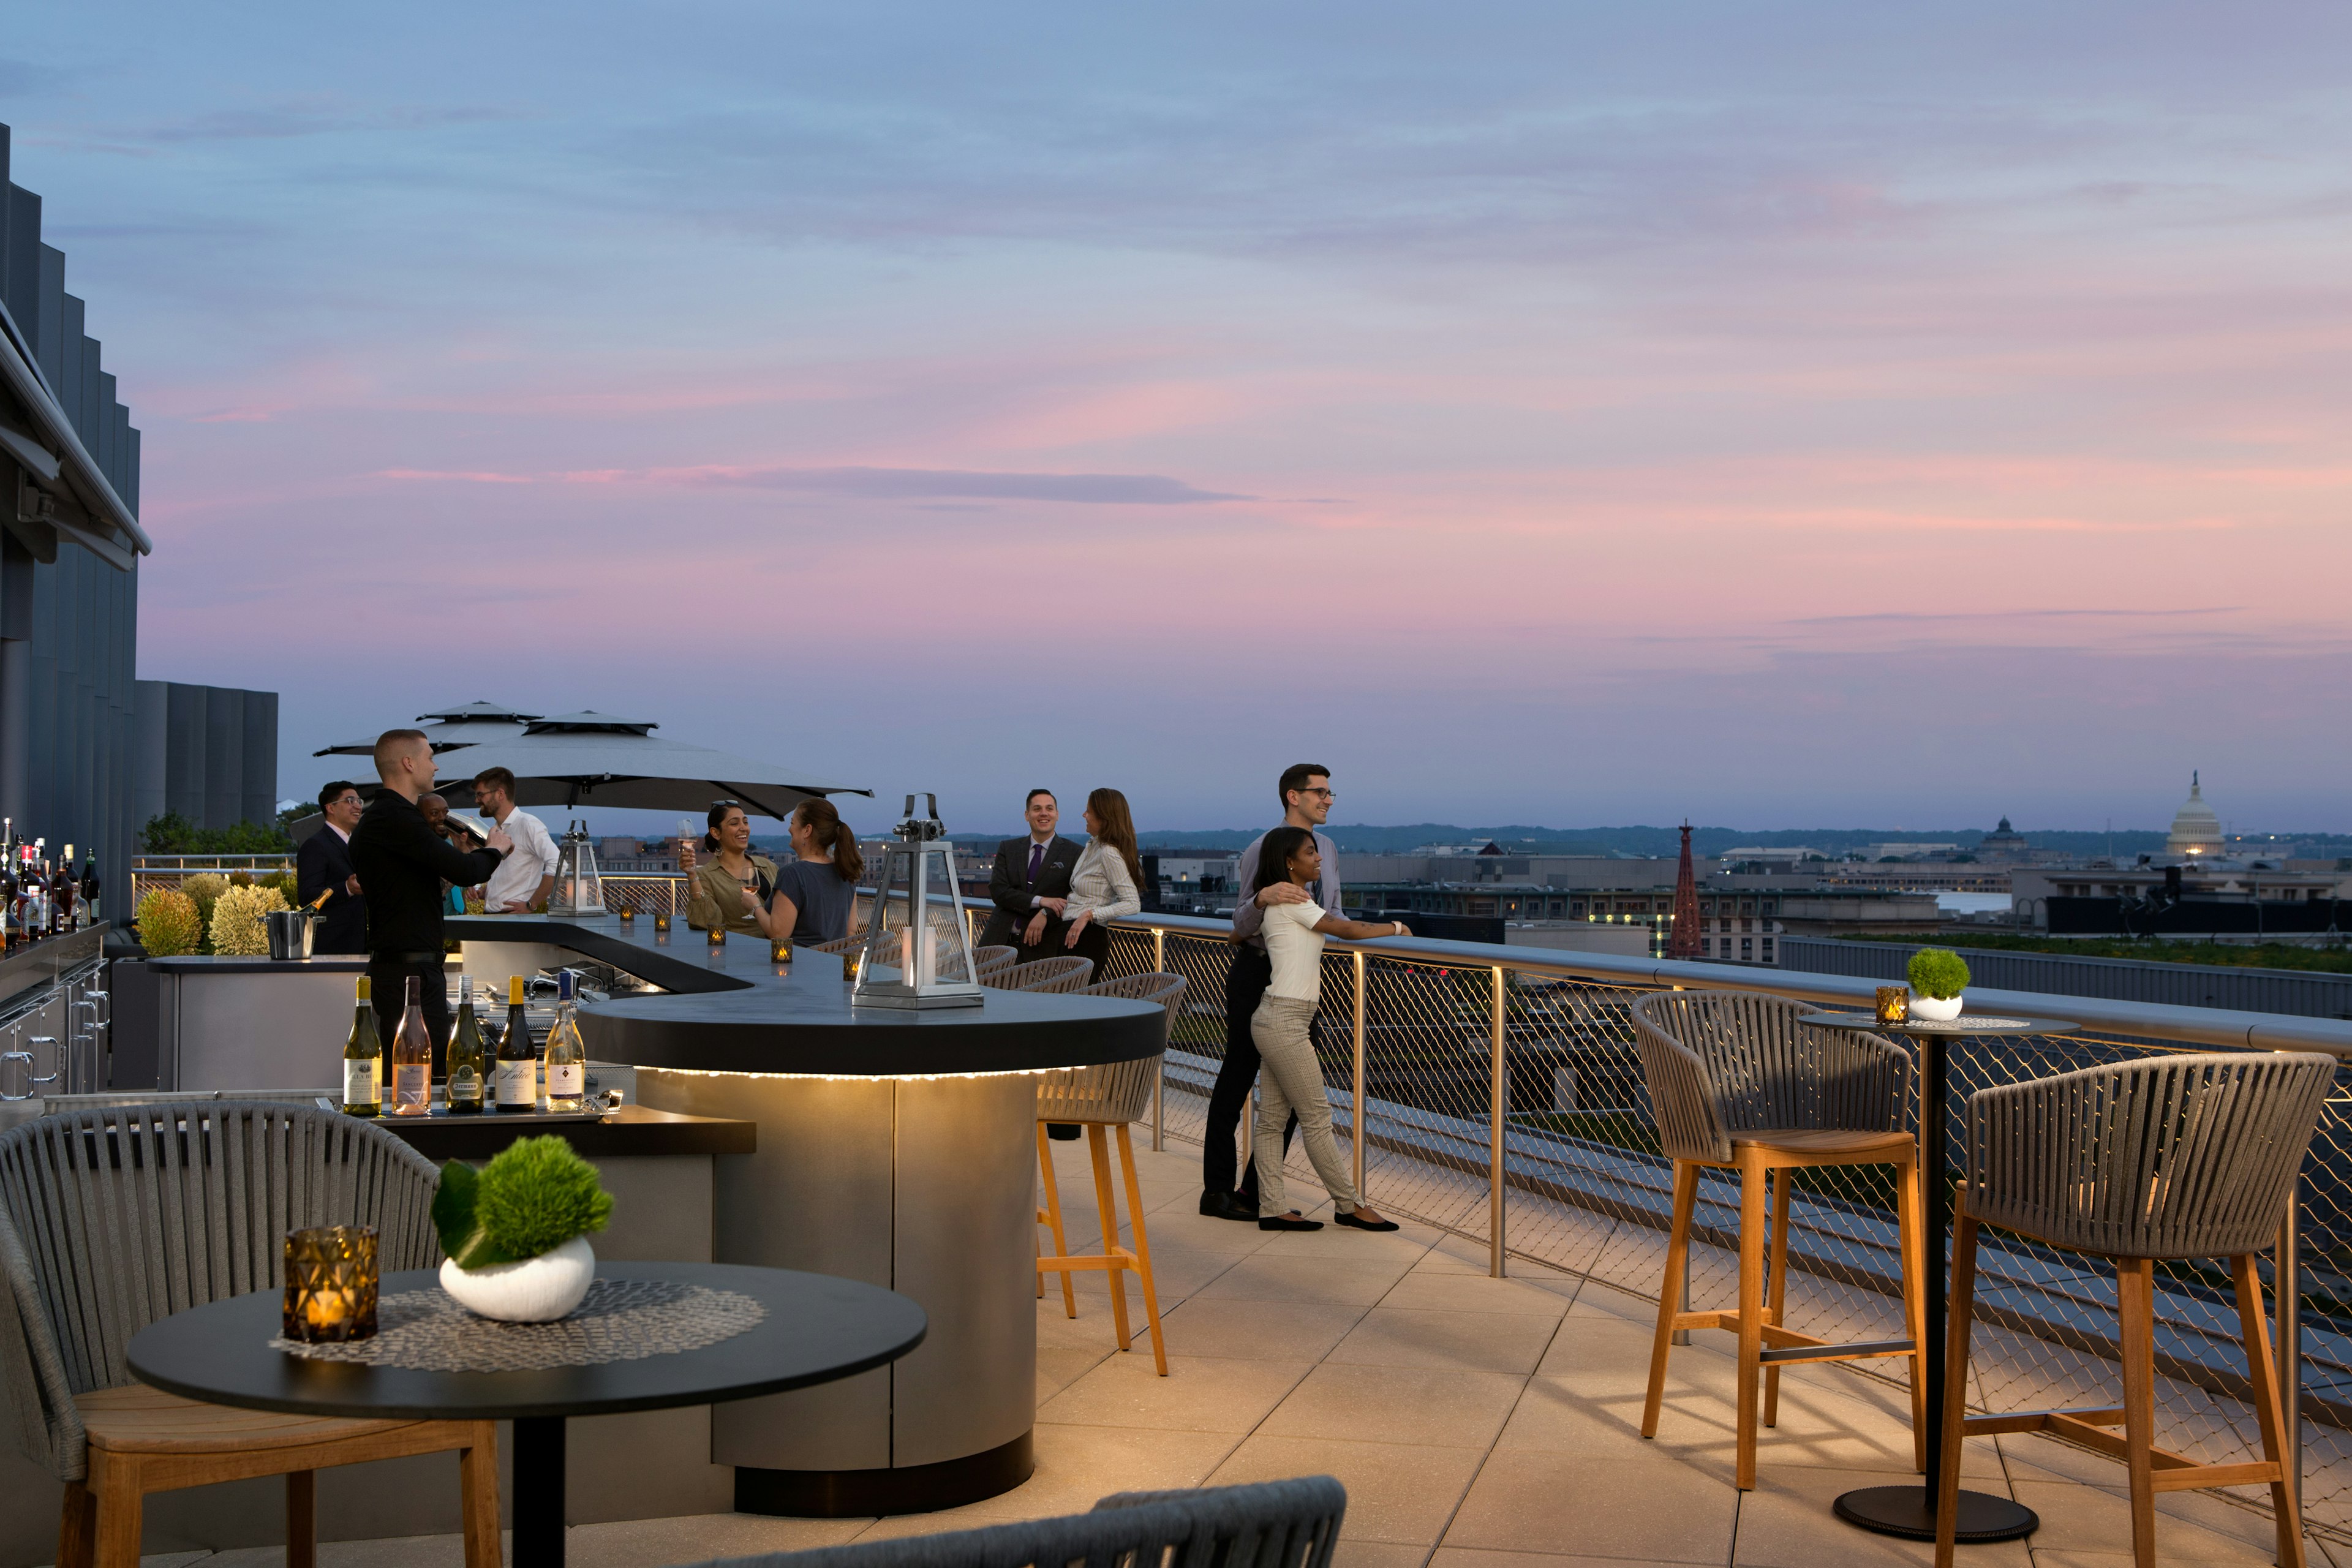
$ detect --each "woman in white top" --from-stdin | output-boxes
[1250,825,1411,1232]
[1051,787,1145,973]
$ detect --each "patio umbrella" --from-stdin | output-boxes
[314,701,868,820]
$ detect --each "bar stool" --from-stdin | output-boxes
[1032,973,1186,1373]
[1936,1052,2334,1568]
[989,957,1093,993]
[1629,990,1928,1490]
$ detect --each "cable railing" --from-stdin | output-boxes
[1039,906,2352,1542]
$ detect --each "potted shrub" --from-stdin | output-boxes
[134,889,204,957]
[1905,947,1970,1022]
[209,884,289,956]
[431,1136,613,1322]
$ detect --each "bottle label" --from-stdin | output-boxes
[344,1059,381,1109]
[497,1060,537,1106]
[546,1061,583,1098]
[393,1065,431,1110]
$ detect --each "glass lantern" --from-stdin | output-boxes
[547,820,605,916]
[853,794,984,1009]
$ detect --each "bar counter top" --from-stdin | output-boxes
[450,912,1163,1079]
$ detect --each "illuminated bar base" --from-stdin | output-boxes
[636,1068,1037,1515]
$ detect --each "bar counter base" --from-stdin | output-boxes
[734,1432,1035,1518]
[1833,1484,2038,1542]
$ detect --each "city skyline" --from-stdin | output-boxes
[10,4,2349,832]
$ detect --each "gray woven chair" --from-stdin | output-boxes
[687,1475,1343,1568]
[989,956,1094,993]
[0,1101,499,1568]
[1936,1053,2335,1568]
[812,932,865,956]
[1033,974,1187,1373]
[972,944,1017,980]
[1629,990,1926,1491]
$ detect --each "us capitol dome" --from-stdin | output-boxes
[2163,772,2226,860]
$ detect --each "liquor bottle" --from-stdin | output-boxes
[496,976,537,1112]
[53,846,74,932]
[342,977,382,1115]
[446,975,486,1113]
[543,970,586,1112]
[389,974,434,1116]
[0,839,15,952]
[78,851,99,925]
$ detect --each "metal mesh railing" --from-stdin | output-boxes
[1067,912,2352,1542]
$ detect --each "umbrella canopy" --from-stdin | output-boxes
[315,701,867,820]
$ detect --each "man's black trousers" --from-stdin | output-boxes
[1204,944,1298,1201]
[369,954,451,1075]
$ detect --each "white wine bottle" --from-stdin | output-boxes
[543,970,586,1112]
[341,976,381,1116]
[446,976,486,1113]
[389,975,434,1116]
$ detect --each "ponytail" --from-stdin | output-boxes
[797,798,864,883]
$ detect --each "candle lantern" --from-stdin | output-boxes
[771,938,791,965]
[852,794,984,1009]
[546,820,605,916]
[1875,986,1910,1028]
[619,904,635,924]
[282,1225,379,1343]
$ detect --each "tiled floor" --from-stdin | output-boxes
[99,1141,2316,1568]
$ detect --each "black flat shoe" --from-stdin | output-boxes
[1259,1215,1324,1231]
[1199,1190,1258,1222]
[1333,1212,1400,1232]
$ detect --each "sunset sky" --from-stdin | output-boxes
[11,4,2350,835]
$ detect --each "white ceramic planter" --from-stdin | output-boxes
[439,1235,595,1322]
[1907,994,1963,1022]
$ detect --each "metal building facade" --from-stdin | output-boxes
[0,123,150,900]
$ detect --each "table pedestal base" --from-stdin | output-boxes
[513,1416,567,1568]
[736,1431,1035,1517]
[1834,1483,2038,1542]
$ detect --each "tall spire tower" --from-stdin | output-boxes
[1668,821,1702,960]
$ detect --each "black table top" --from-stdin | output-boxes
[1800,1011,2077,1039]
[450,913,1165,1078]
[127,1261,925,1422]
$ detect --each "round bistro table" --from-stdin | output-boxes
[126,1261,925,1568]
[1800,1011,2076,1544]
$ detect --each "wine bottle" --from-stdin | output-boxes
[53,846,74,932]
[496,975,537,1112]
[389,974,433,1116]
[543,970,586,1112]
[342,977,382,1116]
[79,852,99,924]
[447,975,486,1113]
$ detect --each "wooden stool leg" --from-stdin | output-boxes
[1117,1124,1169,1376]
[89,1452,142,1568]
[1763,1167,1793,1429]
[1037,1121,1076,1317]
[2231,1253,2307,1568]
[1643,1160,1700,1439]
[459,1420,502,1568]
[1087,1124,1133,1352]
[1735,1153,1767,1491]
[1934,1209,1980,1568]
[58,1479,96,1568]
[287,1470,316,1568]
[1898,1150,1929,1475]
[2117,1257,2159,1568]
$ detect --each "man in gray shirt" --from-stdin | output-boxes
[1202,763,1344,1221]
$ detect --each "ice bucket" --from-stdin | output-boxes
[266,908,315,960]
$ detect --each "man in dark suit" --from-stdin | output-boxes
[296,780,368,954]
[977,789,1080,963]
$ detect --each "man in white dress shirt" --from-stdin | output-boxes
[472,767,559,913]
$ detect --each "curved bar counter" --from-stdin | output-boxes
[447,914,1162,1516]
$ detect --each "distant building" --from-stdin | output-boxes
[1977,816,2032,859]
[598,836,680,875]
[2165,773,2226,861]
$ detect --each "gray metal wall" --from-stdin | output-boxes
[132,680,278,831]
[1779,933,2352,1020]
[0,126,141,901]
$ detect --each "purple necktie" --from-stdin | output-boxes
[1027,842,1044,886]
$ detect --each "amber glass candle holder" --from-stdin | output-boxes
[1875,986,1909,1027]
[708,925,727,947]
[653,911,670,933]
[283,1226,379,1343]
[618,905,635,923]
[771,938,791,964]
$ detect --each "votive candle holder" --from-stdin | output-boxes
[283,1225,379,1343]
[1875,986,1910,1028]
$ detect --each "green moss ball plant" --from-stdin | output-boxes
[1907,948,1971,1001]
[433,1136,613,1270]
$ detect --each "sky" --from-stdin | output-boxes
[9,3,2350,839]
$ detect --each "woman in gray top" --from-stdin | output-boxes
[766,797,865,946]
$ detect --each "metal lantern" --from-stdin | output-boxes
[852,794,984,1009]
[547,820,605,916]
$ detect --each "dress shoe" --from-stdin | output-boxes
[1333,1211,1400,1232]
[1199,1189,1257,1222]
[1259,1213,1324,1231]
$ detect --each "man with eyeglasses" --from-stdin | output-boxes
[472,766,559,914]
[1201,763,1345,1221]
[297,780,368,954]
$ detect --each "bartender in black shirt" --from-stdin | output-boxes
[349,729,512,1065]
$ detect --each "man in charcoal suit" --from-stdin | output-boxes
[978,789,1082,965]
[296,780,368,954]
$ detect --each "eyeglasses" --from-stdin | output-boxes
[1300,788,1335,799]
